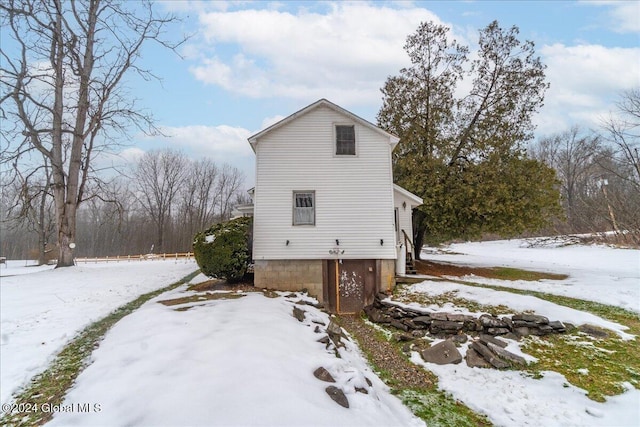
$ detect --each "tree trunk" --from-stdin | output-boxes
[413,210,426,260]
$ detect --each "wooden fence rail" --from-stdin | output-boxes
[75,252,193,264]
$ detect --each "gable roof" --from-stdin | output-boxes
[393,184,423,208]
[248,98,399,152]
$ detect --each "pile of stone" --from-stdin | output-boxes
[364,293,567,339]
[364,294,570,370]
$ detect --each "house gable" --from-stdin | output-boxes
[248,98,399,152]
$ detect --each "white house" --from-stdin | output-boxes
[243,99,422,313]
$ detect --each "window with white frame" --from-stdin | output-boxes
[293,191,315,226]
[335,125,356,155]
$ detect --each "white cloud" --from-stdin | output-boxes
[158,124,254,158]
[260,115,286,130]
[535,43,640,135]
[583,1,640,33]
[189,3,443,105]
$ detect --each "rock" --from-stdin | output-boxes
[578,324,609,339]
[313,367,336,383]
[548,321,566,332]
[364,307,390,324]
[365,377,372,387]
[512,314,549,324]
[487,342,527,366]
[355,387,368,394]
[451,334,468,344]
[326,386,349,408]
[292,306,306,322]
[486,327,510,335]
[430,320,464,333]
[465,348,492,368]
[514,326,531,337]
[447,313,468,322]
[470,341,509,369]
[431,312,448,321]
[479,314,508,329]
[420,339,462,365]
[393,333,414,342]
[501,316,513,330]
[411,330,426,338]
[314,325,321,333]
[317,335,330,347]
[327,320,346,347]
[479,334,508,348]
[413,316,432,326]
[390,319,410,332]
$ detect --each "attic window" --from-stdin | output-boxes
[293,191,315,226]
[335,125,356,155]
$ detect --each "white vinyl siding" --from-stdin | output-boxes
[253,105,396,260]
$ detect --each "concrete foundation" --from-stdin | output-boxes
[254,259,324,301]
[254,258,397,305]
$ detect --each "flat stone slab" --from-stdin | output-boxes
[479,334,509,348]
[313,367,336,383]
[465,348,492,368]
[326,386,349,408]
[420,339,462,365]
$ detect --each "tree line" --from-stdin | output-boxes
[531,89,640,245]
[1,149,247,262]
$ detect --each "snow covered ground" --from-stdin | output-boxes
[410,238,640,426]
[422,238,640,313]
[48,276,422,427]
[0,259,197,405]
[2,239,639,426]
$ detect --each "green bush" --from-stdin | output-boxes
[193,216,253,283]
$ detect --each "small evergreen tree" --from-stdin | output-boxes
[193,217,253,283]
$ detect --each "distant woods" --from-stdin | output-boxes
[531,89,640,245]
[1,148,248,260]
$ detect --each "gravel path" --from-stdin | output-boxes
[338,315,436,389]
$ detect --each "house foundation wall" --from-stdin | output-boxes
[254,260,324,301]
[254,258,397,305]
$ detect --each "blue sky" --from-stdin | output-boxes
[120,1,640,188]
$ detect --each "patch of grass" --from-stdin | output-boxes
[489,267,567,281]
[442,277,640,402]
[415,260,568,281]
[523,331,640,402]
[158,291,245,306]
[0,270,200,427]
[340,315,490,426]
[394,284,513,316]
[399,388,490,427]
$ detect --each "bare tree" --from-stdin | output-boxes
[532,127,601,232]
[133,149,188,253]
[0,0,184,266]
[216,163,245,222]
[599,88,640,243]
[2,159,56,264]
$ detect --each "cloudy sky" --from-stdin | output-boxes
[124,0,640,188]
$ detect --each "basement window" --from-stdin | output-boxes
[335,125,356,155]
[293,191,315,226]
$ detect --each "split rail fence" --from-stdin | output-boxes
[75,252,193,264]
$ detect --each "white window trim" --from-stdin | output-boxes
[292,190,316,226]
[333,123,358,157]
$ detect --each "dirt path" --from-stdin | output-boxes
[338,315,435,389]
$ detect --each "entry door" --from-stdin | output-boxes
[326,260,376,314]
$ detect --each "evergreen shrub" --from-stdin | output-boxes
[193,216,253,283]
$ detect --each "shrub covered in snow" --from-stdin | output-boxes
[193,217,253,282]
